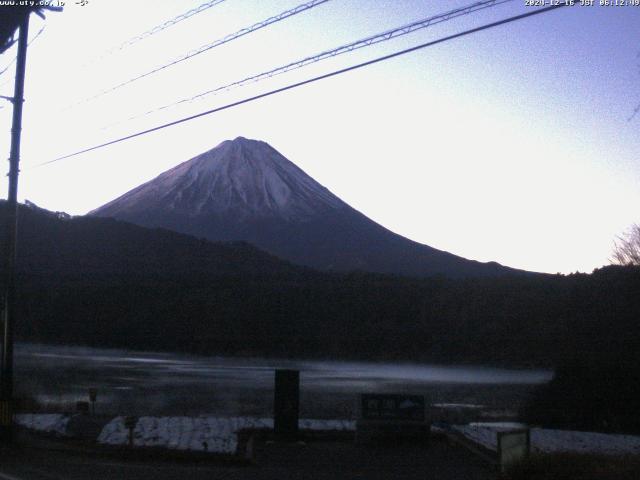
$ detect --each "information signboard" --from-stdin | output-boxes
[498,428,530,472]
[356,394,428,445]
[360,394,425,422]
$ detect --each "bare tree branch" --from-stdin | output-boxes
[611,224,640,266]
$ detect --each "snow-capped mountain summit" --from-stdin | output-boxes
[96,137,345,222]
[91,137,523,278]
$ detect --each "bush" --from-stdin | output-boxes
[523,350,640,434]
[504,453,640,480]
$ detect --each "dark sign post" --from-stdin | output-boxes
[124,416,137,448]
[274,369,299,440]
[88,388,97,415]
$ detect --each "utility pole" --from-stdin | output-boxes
[0,11,30,442]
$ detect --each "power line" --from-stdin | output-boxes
[0,58,16,82]
[74,0,330,106]
[120,0,515,126]
[38,2,573,168]
[0,24,46,86]
[628,103,639,122]
[80,0,229,70]
[100,0,229,55]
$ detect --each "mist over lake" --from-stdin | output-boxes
[15,343,551,419]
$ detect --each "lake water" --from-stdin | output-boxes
[14,343,552,418]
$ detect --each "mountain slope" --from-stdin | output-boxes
[1,200,304,280]
[91,136,524,278]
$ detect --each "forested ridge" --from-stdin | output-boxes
[3,202,639,369]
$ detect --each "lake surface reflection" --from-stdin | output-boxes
[15,343,552,418]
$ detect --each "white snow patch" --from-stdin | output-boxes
[93,137,346,221]
[298,418,355,431]
[453,424,640,456]
[98,416,355,454]
[432,403,485,409]
[15,413,69,436]
[470,422,527,429]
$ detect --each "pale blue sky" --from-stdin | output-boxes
[0,0,639,274]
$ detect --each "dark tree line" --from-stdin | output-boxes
[4,201,640,432]
[13,264,640,368]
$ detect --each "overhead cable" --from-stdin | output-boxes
[0,24,46,85]
[77,0,330,105]
[123,0,516,124]
[91,0,229,61]
[38,2,573,167]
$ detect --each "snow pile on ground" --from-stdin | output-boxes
[98,416,355,454]
[531,429,640,455]
[453,424,640,456]
[432,403,484,409]
[298,418,355,431]
[15,413,69,436]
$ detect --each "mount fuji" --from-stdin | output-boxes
[90,137,522,278]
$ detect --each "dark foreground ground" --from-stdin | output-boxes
[0,435,493,480]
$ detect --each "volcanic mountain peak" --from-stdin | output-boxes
[92,137,524,278]
[93,136,345,221]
